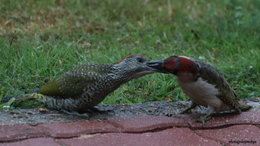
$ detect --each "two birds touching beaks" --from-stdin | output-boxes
[1,54,251,123]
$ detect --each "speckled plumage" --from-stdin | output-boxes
[2,55,157,112]
[39,63,118,111]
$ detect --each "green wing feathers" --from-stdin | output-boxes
[39,63,112,98]
[39,81,61,96]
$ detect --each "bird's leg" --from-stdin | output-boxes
[181,102,197,114]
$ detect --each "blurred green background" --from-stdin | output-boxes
[0,0,259,106]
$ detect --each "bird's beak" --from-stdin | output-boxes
[146,60,168,73]
[130,61,162,79]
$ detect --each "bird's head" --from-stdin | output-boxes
[147,56,200,81]
[114,54,159,79]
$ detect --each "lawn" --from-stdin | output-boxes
[0,0,259,107]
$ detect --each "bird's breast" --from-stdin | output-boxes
[178,77,222,107]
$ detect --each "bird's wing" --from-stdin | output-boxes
[39,63,112,98]
[198,61,240,108]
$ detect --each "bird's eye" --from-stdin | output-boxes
[136,57,145,63]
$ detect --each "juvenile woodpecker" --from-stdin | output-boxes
[147,56,251,122]
[2,55,158,113]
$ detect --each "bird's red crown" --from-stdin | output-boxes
[163,56,199,74]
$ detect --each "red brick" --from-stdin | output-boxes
[57,127,220,146]
[38,120,119,138]
[195,125,260,145]
[0,138,59,146]
[0,124,48,142]
[108,116,188,132]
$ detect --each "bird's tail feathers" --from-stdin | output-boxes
[1,93,44,102]
[236,99,252,111]
[0,93,46,108]
[238,103,252,111]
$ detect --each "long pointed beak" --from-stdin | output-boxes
[146,60,167,73]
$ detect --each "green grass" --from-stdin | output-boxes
[0,0,259,107]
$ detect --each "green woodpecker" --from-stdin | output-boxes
[147,56,251,123]
[2,55,158,113]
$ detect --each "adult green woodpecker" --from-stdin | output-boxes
[147,56,251,123]
[2,55,158,113]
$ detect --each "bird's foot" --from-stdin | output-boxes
[196,114,212,124]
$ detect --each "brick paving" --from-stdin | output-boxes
[0,111,259,146]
